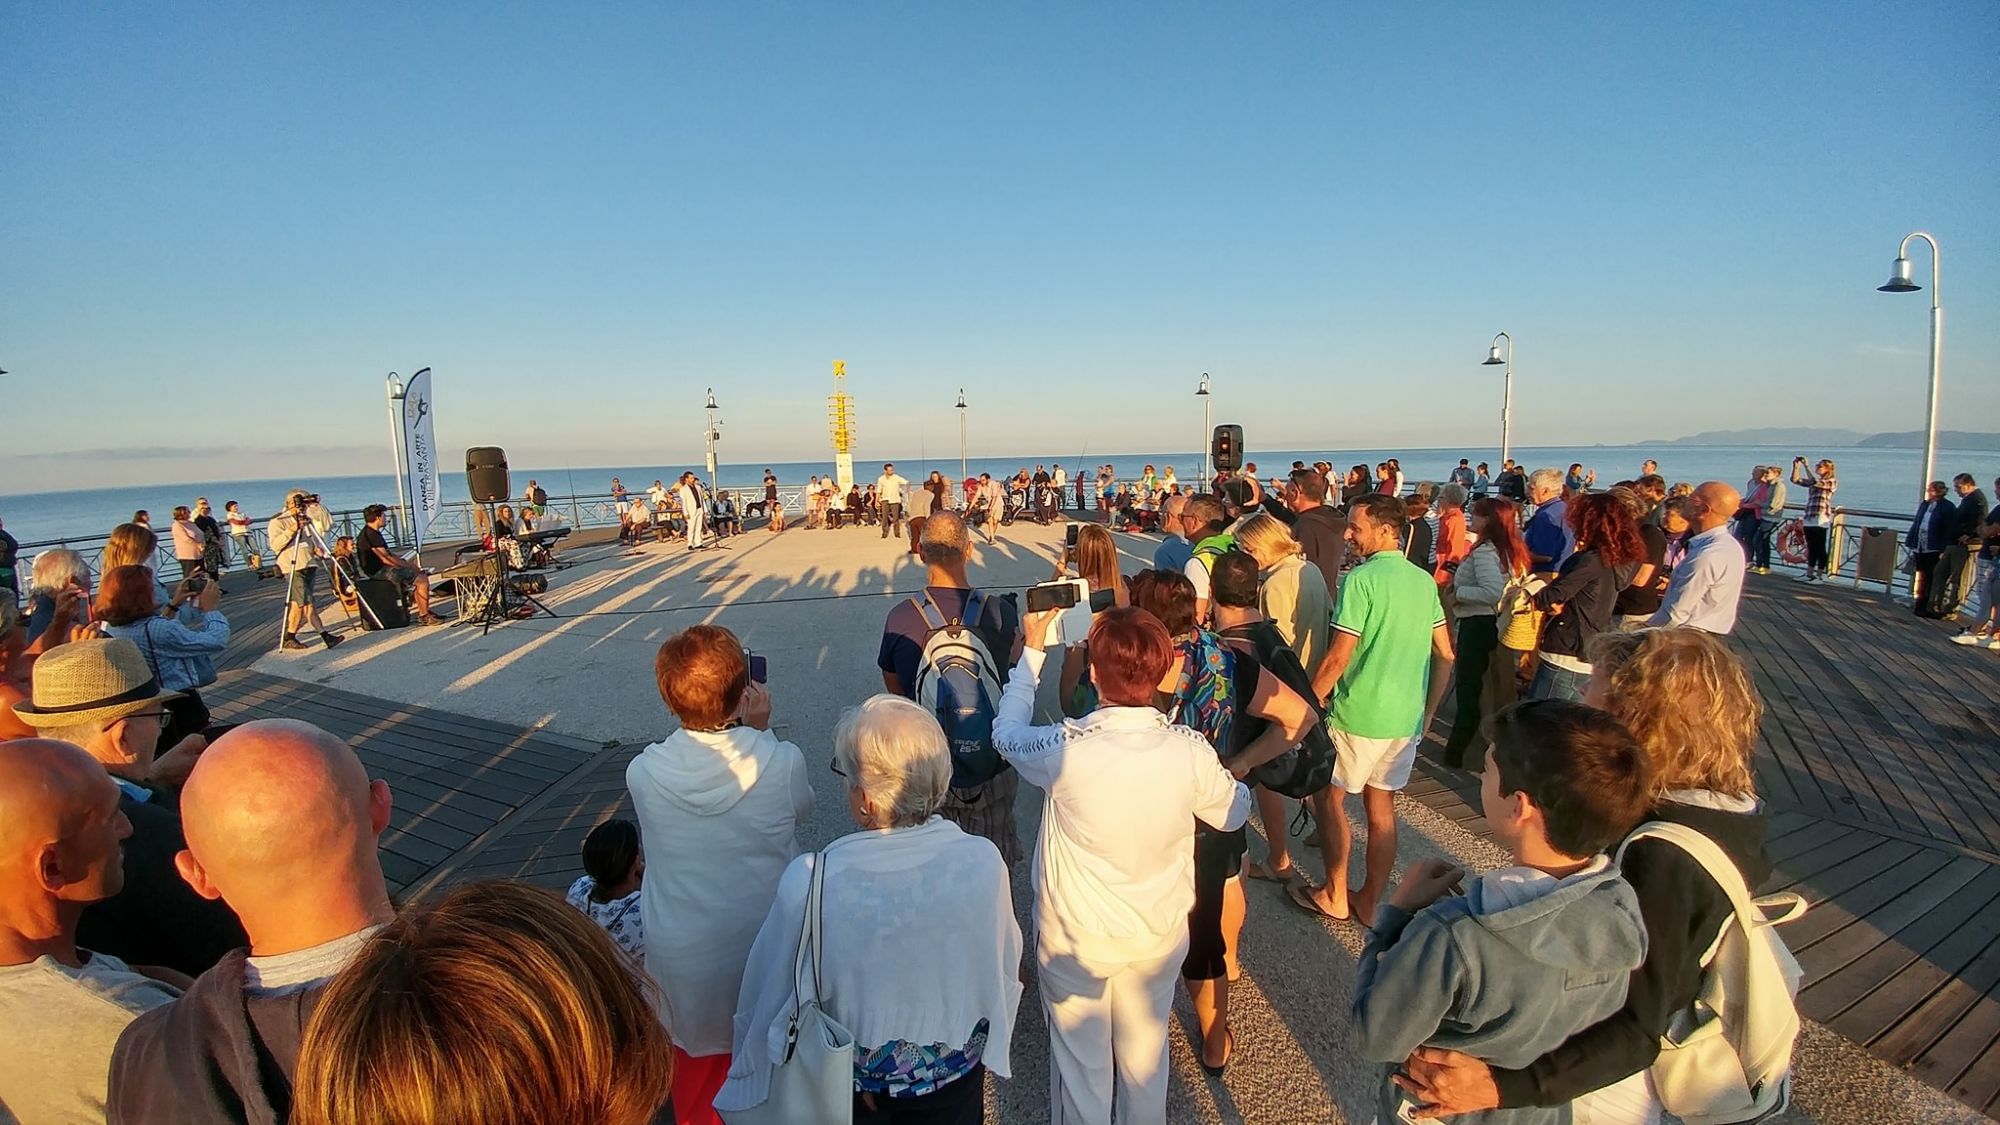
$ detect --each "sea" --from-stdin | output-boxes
[5,443,1998,548]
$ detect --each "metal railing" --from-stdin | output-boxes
[5,484,1936,599]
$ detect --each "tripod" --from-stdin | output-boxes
[457,501,556,635]
[270,507,381,654]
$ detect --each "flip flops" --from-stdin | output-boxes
[1284,878,1352,923]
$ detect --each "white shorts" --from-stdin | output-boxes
[1331,728,1419,794]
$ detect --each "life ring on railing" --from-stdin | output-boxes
[1777,519,1808,564]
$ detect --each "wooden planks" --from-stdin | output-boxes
[1407,573,2000,1116]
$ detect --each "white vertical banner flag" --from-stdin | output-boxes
[401,368,441,546]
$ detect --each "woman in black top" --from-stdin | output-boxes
[1400,627,1776,1122]
[1528,492,1645,701]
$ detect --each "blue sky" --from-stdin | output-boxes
[3,3,1995,491]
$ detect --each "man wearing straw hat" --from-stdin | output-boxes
[13,640,246,976]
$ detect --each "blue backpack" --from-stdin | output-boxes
[910,590,1007,790]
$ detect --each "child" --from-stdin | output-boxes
[1352,700,1652,1125]
[565,818,645,961]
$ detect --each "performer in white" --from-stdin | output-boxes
[677,472,707,551]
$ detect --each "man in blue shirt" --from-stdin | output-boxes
[1521,468,1573,575]
[1153,493,1194,575]
[1650,482,1747,634]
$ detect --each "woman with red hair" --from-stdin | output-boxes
[1526,493,1647,701]
[992,602,1252,1124]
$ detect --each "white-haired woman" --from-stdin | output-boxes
[25,548,91,644]
[718,695,1023,1125]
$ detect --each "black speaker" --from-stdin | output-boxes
[1212,425,1244,474]
[467,446,510,504]
[354,578,411,630]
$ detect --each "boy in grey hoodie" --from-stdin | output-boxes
[1353,700,1653,1125]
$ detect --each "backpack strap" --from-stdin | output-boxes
[1618,821,1809,946]
[962,588,986,631]
[912,592,950,633]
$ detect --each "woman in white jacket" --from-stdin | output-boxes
[994,605,1252,1125]
[625,626,813,1125]
[717,695,1022,1124]
[1441,498,1532,770]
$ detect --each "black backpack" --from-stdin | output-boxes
[1219,621,1336,798]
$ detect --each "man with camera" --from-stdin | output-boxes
[359,505,444,626]
[268,490,344,651]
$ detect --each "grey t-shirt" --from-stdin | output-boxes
[0,951,180,1123]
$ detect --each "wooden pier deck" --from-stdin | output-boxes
[187,551,2000,1118]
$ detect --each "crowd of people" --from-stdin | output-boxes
[7,445,1998,1125]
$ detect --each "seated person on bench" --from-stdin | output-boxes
[621,494,651,546]
[360,504,442,624]
[710,491,741,537]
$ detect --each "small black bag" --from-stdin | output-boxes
[1220,622,1336,799]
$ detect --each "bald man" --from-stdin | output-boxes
[0,739,181,1123]
[1650,480,1748,634]
[108,719,395,1125]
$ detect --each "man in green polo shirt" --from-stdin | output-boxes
[1291,493,1453,925]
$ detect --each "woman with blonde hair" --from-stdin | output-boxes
[718,695,1022,1123]
[1402,627,1777,1124]
[1056,522,1130,717]
[1233,513,1329,674]
[104,521,159,572]
[293,879,676,1125]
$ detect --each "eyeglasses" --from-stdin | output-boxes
[828,758,848,778]
[125,709,170,723]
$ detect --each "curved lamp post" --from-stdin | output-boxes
[1877,232,1942,499]
[956,389,969,480]
[1480,332,1514,466]
[1197,372,1212,489]
[704,388,722,494]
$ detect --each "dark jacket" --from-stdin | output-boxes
[1906,498,1954,552]
[80,793,248,978]
[108,948,324,1125]
[1530,549,1628,660]
[1951,489,1990,544]
[1493,798,1773,1108]
[1290,506,1347,589]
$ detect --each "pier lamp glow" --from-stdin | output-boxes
[1480,333,1514,467]
[385,372,410,539]
[1197,372,1212,489]
[1876,232,1942,501]
[956,389,968,480]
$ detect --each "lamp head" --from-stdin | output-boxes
[1482,344,1505,366]
[1878,256,1920,293]
[706,388,719,410]
[386,372,405,396]
[1197,372,1210,395]
[956,389,966,409]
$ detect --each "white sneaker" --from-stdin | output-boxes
[1951,632,1987,646]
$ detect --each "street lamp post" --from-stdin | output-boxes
[1877,232,1943,500]
[956,389,968,481]
[385,372,410,544]
[1197,372,1212,490]
[704,388,721,495]
[1480,333,1514,467]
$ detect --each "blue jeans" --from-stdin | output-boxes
[1752,519,1779,570]
[1530,659,1590,702]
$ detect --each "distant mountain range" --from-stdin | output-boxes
[1644,428,2000,450]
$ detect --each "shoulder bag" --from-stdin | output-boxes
[720,852,856,1125]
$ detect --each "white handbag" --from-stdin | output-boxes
[719,853,856,1125]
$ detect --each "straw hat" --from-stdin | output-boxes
[12,638,180,730]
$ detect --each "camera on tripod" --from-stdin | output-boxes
[291,492,320,513]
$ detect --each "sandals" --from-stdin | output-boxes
[1200,1027,1233,1076]
[1284,878,1352,923]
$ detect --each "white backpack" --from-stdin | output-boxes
[1616,821,1809,1124]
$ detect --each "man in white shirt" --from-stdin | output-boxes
[1650,481,1747,634]
[1051,464,1068,513]
[993,606,1250,1125]
[0,740,180,1123]
[875,464,910,542]
[109,719,398,1124]
[676,473,707,551]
